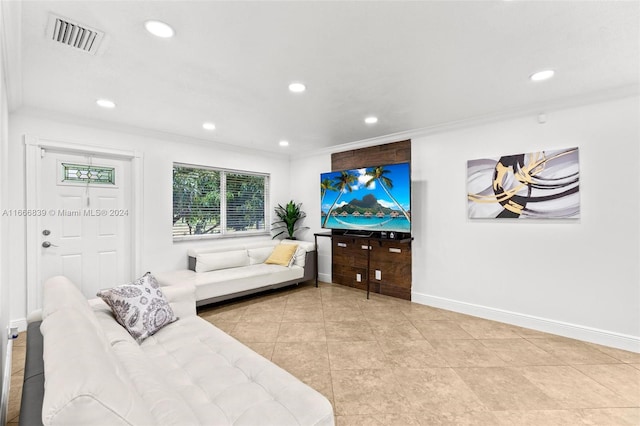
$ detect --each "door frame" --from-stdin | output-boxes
[25,135,143,313]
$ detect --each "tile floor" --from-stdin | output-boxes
[7,281,640,425]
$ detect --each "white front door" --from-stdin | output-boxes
[38,150,132,299]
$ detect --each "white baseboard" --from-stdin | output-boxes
[318,273,332,283]
[411,291,640,353]
[10,318,27,333]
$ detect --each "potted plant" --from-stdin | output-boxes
[272,201,309,240]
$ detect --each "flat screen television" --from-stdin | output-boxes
[320,162,411,234]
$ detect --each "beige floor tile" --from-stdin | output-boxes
[478,338,564,366]
[415,410,500,425]
[325,321,376,342]
[323,307,366,322]
[511,326,558,339]
[332,369,411,415]
[378,340,449,368]
[282,306,324,322]
[519,365,633,408]
[11,344,26,374]
[491,409,586,425]
[585,343,640,364]
[394,367,487,413]
[8,373,24,422]
[455,367,559,411]
[285,286,322,302]
[271,341,330,375]
[229,321,280,343]
[573,364,640,405]
[13,332,26,347]
[322,297,365,310]
[239,305,285,322]
[251,294,289,307]
[277,321,327,342]
[458,318,522,339]
[241,342,275,360]
[412,320,475,340]
[357,296,409,310]
[328,341,388,370]
[400,304,465,321]
[369,321,423,342]
[359,307,408,323]
[527,337,620,364]
[337,413,420,426]
[430,339,508,367]
[578,407,640,425]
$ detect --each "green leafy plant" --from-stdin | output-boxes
[272,201,308,239]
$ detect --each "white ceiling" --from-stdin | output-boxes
[12,0,640,155]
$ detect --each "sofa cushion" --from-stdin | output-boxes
[97,273,177,343]
[139,316,334,426]
[41,302,156,426]
[41,276,110,349]
[196,249,250,272]
[265,243,298,266]
[247,246,274,264]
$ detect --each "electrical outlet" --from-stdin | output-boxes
[375,270,381,280]
[356,273,361,282]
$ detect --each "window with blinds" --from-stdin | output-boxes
[172,164,269,240]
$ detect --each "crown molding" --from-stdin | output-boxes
[292,84,639,160]
[1,0,22,111]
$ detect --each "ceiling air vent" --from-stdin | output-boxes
[47,14,105,55]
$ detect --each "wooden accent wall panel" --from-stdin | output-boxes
[331,140,411,170]
[330,140,412,300]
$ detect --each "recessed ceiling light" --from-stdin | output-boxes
[288,82,306,93]
[145,20,175,38]
[202,122,216,130]
[96,99,116,108]
[364,116,378,124]
[279,140,289,147]
[530,69,555,82]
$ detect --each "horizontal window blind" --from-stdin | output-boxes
[173,164,268,240]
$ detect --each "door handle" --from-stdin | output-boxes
[42,241,58,248]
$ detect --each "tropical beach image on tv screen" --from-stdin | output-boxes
[320,162,411,232]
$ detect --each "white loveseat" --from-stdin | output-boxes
[156,239,316,306]
[34,276,334,426]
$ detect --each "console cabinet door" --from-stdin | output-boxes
[370,241,412,300]
[331,237,368,290]
[331,237,412,300]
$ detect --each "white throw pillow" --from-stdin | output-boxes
[97,272,177,343]
[195,250,250,272]
[248,247,275,265]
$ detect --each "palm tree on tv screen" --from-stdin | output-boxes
[322,171,357,227]
[365,166,411,222]
[320,177,337,204]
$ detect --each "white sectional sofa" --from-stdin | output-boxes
[29,276,334,426]
[156,239,316,306]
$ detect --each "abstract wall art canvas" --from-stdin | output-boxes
[467,147,580,219]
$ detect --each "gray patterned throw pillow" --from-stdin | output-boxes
[97,272,177,343]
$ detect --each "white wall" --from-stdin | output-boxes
[412,96,639,352]
[0,1,11,413]
[8,112,292,326]
[289,152,332,281]
[292,96,640,352]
